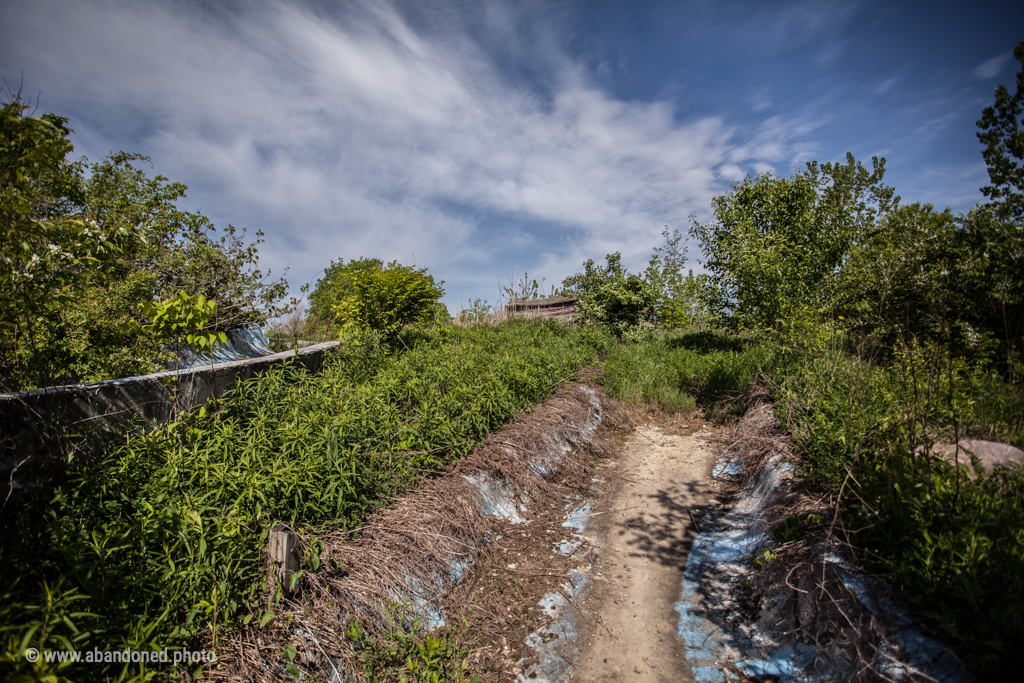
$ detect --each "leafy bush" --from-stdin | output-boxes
[0,319,607,681]
[769,325,1024,675]
[835,200,1024,368]
[306,257,384,330]
[640,227,715,330]
[333,261,445,340]
[689,153,897,333]
[137,291,228,356]
[0,96,290,390]
[852,450,1024,676]
[346,616,479,683]
[561,252,655,337]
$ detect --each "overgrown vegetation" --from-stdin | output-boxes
[0,93,290,391]
[345,611,480,682]
[766,328,1024,674]
[694,154,898,335]
[602,41,1024,677]
[0,320,608,681]
[559,252,656,339]
[3,37,1023,683]
[332,262,445,341]
[603,330,763,417]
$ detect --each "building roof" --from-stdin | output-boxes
[505,295,576,310]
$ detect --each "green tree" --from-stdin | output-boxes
[689,153,898,333]
[835,44,1024,367]
[645,226,706,328]
[307,257,384,328]
[837,203,965,345]
[972,40,1024,370]
[561,252,655,336]
[332,261,444,339]
[81,152,290,331]
[1,96,128,388]
[977,40,1024,222]
[0,95,291,390]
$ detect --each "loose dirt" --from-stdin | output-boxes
[209,379,729,682]
[443,410,726,683]
[569,419,722,682]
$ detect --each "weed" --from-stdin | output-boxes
[346,614,479,683]
[0,319,610,681]
[603,329,765,417]
[770,327,1024,675]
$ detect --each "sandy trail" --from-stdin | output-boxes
[570,422,720,682]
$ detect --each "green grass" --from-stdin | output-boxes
[606,325,1024,676]
[770,332,1024,676]
[0,319,611,682]
[8,315,1022,679]
[603,329,766,417]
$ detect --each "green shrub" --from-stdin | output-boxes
[0,319,607,681]
[769,325,1024,675]
[306,256,383,329]
[1,96,290,391]
[603,330,764,415]
[561,252,656,337]
[333,261,445,340]
[346,615,479,683]
[852,449,1024,676]
[689,153,897,333]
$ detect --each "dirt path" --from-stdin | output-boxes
[568,420,721,682]
[440,406,726,682]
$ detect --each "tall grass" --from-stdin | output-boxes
[607,324,1024,675]
[0,319,611,682]
[603,329,766,417]
[770,330,1024,675]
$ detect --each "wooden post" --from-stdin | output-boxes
[268,523,300,594]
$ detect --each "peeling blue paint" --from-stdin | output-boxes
[674,452,968,682]
[711,456,743,478]
[517,569,587,683]
[562,499,594,534]
[465,472,528,523]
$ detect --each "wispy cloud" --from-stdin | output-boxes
[974,52,1012,79]
[750,89,773,112]
[0,0,830,303]
[876,76,899,95]
[904,161,990,210]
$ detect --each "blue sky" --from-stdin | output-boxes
[2,0,1021,313]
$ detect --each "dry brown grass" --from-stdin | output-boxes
[727,386,961,682]
[203,380,614,682]
[452,303,574,328]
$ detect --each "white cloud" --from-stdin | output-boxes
[915,112,960,140]
[0,0,817,304]
[751,89,772,112]
[876,76,898,94]
[903,162,987,211]
[974,52,1011,79]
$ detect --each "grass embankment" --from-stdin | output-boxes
[0,319,610,682]
[773,335,1024,676]
[5,321,1022,679]
[607,327,1024,677]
